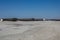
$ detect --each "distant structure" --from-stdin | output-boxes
[0,18,3,22]
[43,18,46,21]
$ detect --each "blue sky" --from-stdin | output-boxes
[0,0,60,18]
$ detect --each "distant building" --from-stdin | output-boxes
[0,18,3,22]
[43,18,45,21]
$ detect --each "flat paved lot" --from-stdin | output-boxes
[0,21,60,40]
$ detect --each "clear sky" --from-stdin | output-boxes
[0,0,60,18]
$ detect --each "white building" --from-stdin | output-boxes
[43,18,46,21]
[0,19,3,22]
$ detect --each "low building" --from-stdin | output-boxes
[0,18,3,22]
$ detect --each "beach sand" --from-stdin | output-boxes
[0,21,60,40]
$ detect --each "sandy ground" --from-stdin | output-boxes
[0,21,60,40]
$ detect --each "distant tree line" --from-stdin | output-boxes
[3,18,18,21]
[0,18,60,21]
[48,19,60,21]
[2,18,43,21]
[18,18,43,21]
